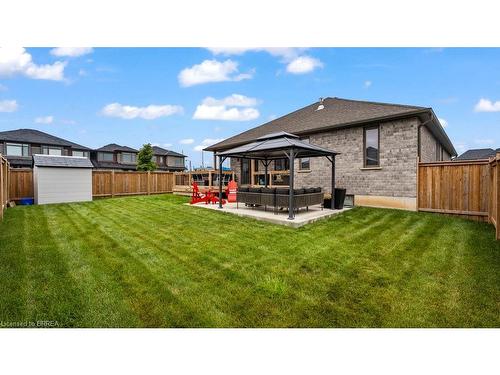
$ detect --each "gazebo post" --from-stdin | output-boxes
[264,158,268,187]
[288,148,295,220]
[218,155,225,209]
[331,154,336,209]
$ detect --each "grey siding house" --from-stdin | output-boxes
[0,128,91,168]
[206,97,457,210]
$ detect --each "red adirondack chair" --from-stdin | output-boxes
[190,182,226,205]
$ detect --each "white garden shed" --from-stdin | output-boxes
[33,154,93,205]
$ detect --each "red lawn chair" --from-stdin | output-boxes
[190,182,226,205]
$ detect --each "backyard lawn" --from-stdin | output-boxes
[0,194,498,328]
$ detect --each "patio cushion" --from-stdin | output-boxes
[275,188,289,195]
[294,188,305,195]
[249,187,262,193]
[239,186,249,192]
[304,187,316,194]
[314,187,322,193]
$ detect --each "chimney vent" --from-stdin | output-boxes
[316,97,325,111]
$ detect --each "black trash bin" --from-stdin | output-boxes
[334,188,347,209]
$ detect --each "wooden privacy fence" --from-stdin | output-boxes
[9,168,34,200]
[417,153,500,239]
[0,155,10,220]
[92,170,174,197]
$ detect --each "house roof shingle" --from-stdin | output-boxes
[152,146,186,158]
[95,143,138,153]
[0,128,91,150]
[455,148,499,161]
[205,97,457,156]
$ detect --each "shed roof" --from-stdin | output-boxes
[33,154,94,168]
[217,133,339,160]
[205,97,457,156]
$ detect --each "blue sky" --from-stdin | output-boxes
[0,47,499,167]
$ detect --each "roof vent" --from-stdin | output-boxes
[316,97,324,111]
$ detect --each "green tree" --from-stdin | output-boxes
[136,143,157,171]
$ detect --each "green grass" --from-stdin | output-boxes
[0,194,499,327]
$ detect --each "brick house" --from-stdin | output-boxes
[0,128,91,168]
[205,97,457,210]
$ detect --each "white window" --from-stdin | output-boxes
[42,145,62,156]
[72,150,88,158]
[98,152,114,162]
[121,152,136,163]
[168,156,184,167]
[6,143,29,156]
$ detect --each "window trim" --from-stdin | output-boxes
[363,125,380,168]
[5,142,30,157]
[98,152,114,162]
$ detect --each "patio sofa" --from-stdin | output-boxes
[237,187,323,212]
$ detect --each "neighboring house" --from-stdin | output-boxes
[206,97,457,210]
[152,146,186,171]
[91,143,139,170]
[455,148,499,161]
[0,128,91,168]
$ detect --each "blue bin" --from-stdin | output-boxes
[20,198,34,205]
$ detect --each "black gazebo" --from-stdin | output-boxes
[215,132,340,220]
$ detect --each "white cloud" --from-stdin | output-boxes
[0,47,66,81]
[101,103,184,120]
[194,138,224,151]
[286,56,323,74]
[474,98,500,112]
[438,118,448,128]
[208,48,305,61]
[209,48,323,75]
[474,139,495,145]
[34,115,54,124]
[178,59,253,87]
[50,47,93,57]
[0,99,18,112]
[163,143,173,148]
[0,83,7,91]
[202,94,258,107]
[193,94,260,121]
[364,80,372,88]
[179,138,195,145]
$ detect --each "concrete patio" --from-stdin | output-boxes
[189,202,351,228]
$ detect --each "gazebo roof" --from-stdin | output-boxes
[216,133,339,160]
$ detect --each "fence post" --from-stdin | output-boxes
[111,170,115,198]
[147,171,151,195]
[496,152,500,240]
[0,156,4,221]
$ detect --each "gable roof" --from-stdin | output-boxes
[95,143,138,153]
[0,128,91,150]
[152,146,186,157]
[205,97,457,156]
[33,154,94,168]
[455,148,499,161]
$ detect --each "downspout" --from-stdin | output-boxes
[417,113,435,159]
